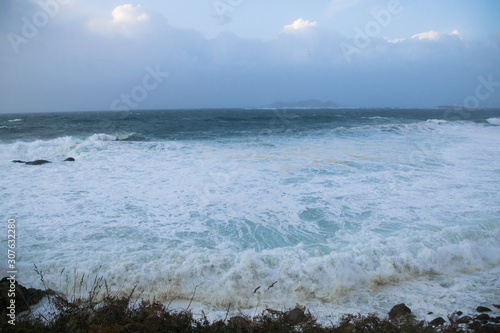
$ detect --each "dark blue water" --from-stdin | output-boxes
[1,108,499,142]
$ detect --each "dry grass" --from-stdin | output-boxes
[0,270,497,332]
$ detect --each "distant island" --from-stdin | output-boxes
[263,99,338,109]
[435,105,465,109]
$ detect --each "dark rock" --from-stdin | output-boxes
[456,311,463,316]
[13,158,74,165]
[229,316,251,333]
[430,317,446,326]
[477,306,493,313]
[457,316,472,324]
[389,303,412,321]
[25,160,51,165]
[483,324,500,333]
[494,304,500,309]
[428,312,433,315]
[0,277,52,314]
[286,307,307,324]
[477,314,491,321]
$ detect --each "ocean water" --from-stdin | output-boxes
[1,108,500,321]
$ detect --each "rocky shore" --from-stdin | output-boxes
[1,278,499,332]
[0,277,53,314]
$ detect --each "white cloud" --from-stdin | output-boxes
[88,4,152,38]
[449,30,463,40]
[411,30,461,41]
[282,18,317,33]
[111,4,150,23]
[411,30,440,41]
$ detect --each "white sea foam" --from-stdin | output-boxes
[0,135,116,161]
[487,117,500,125]
[1,119,499,321]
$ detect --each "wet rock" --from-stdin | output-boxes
[456,311,463,316]
[25,160,51,165]
[286,307,307,324]
[430,317,446,326]
[477,314,491,321]
[12,158,75,165]
[0,277,52,314]
[389,303,412,321]
[483,324,500,333]
[478,306,493,313]
[494,304,500,309]
[229,316,251,333]
[457,315,472,324]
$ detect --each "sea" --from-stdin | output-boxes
[1,108,500,322]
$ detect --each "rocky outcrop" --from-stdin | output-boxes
[457,315,473,323]
[25,160,51,165]
[455,312,500,332]
[229,316,252,333]
[388,303,412,321]
[0,277,53,314]
[478,306,493,313]
[285,307,308,324]
[430,317,446,326]
[12,158,75,165]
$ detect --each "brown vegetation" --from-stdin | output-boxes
[1,271,499,332]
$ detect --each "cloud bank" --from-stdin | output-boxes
[0,1,499,113]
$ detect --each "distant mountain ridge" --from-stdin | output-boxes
[263,99,338,109]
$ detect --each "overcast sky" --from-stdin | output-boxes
[1,0,499,113]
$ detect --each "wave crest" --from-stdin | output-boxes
[0,133,144,161]
[487,117,500,125]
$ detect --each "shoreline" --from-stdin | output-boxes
[1,278,499,332]
[7,267,500,325]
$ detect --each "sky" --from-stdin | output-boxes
[0,0,500,113]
